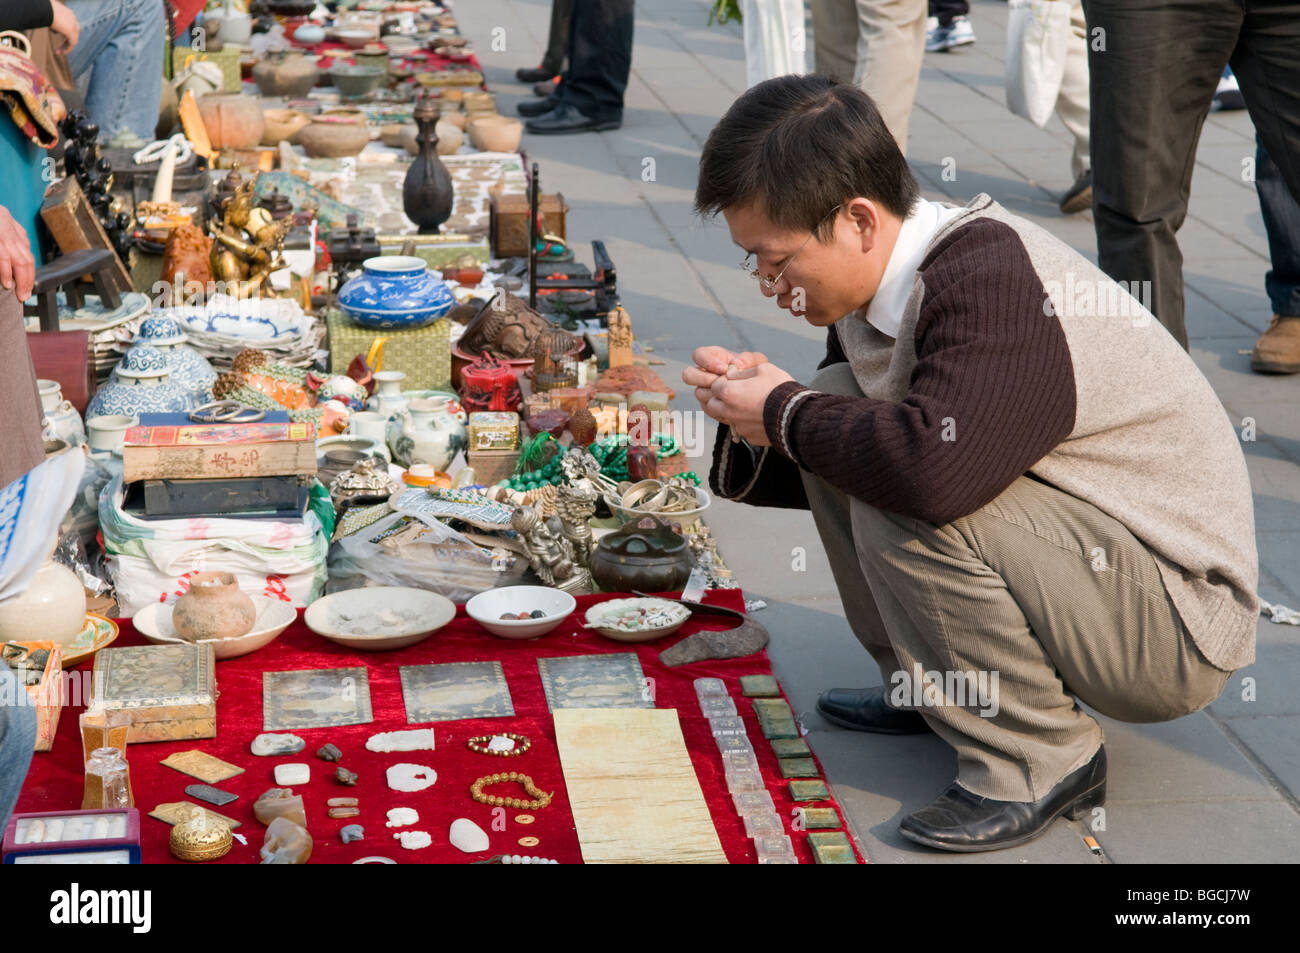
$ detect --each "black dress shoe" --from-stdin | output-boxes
[525,102,621,135]
[517,96,559,118]
[815,687,933,734]
[899,747,1107,852]
[515,66,558,83]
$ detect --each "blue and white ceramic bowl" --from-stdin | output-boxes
[86,346,196,418]
[134,316,218,405]
[338,256,454,330]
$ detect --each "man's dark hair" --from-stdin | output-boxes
[695,75,919,239]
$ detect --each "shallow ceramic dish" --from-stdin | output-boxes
[133,597,296,660]
[336,29,374,48]
[465,586,576,639]
[330,64,386,98]
[306,586,457,650]
[583,597,691,643]
[58,614,120,668]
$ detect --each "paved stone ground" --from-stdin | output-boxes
[458,0,1300,862]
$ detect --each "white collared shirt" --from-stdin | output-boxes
[861,199,965,339]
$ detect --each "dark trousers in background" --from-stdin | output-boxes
[540,0,574,76]
[1257,135,1300,317]
[557,0,634,123]
[929,0,968,25]
[1083,0,1300,348]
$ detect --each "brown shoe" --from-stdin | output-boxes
[1251,314,1300,374]
[1059,171,1092,215]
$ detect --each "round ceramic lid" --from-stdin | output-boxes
[116,346,173,378]
[136,315,189,345]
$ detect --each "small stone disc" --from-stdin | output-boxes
[515,814,535,825]
[518,836,540,848]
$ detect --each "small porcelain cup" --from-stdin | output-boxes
[348,411,389,444]
[86,414,139,454]
[37,380,62,414]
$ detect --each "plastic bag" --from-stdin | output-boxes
[329,509,526,604]
[108,552,325,617]
[1006,0,1072,127]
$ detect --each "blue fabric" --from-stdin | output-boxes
[0,662,37,833]
[1256,133,1300,317]
[0,117,45,263]
[64,0,165,141]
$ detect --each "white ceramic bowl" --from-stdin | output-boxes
[86,414,139,454]
[134,595,296,659]
[305,586,456,650]
[465,586,576,639]
[583,597,691,643]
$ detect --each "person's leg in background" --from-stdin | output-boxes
[63,0,164,142]
[854,0,928,154]
[1250,134,1300,374]
[810,0,859,83]
[1056,0,1092,214]
[525,0,632,133]
[1083,0,1240,347]
[516,0,573,83]
[926,0,974,53]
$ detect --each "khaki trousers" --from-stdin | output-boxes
[801,364,1230,801]
[809,0,927,153]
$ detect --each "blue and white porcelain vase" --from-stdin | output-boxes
[337,255,454,330]
[133,315,217,406]
[388,396,468,470]
[86,346,195,418]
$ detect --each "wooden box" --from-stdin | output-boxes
[490,193,567,258]
[88,644,216,744]
[10,641,63,752]
[467,447,521,487]
[468,412,520,452]
[3,808,141,864]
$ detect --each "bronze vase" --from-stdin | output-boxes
[403,94,453,234]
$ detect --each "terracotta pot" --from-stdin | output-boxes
[468,115,523,153]
[439,109,467,131]
[396,120,462,156]
[298,114,371,158]
[171,572,256,642]
[380,123,408,148]
[260,108,311,146]
[252,50,321,98]
[197,94,265,150]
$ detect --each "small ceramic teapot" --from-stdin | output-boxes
[388,396,468,470]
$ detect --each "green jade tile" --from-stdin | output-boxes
[810,831,857,864]
[789,779,829,802]
[758,715,800,740]
[769,738,811,759]
[798,808,840,830]
[751,698,794,720]
[739,675,781,698]
[778,757,820,778]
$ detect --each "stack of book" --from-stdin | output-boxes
[121,412,318,521]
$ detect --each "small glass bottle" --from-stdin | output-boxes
[83,746,132,810]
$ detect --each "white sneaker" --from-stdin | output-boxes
[927,14,976,52]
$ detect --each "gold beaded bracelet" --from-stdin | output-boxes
[470,772,554,810]
[466,733,532,757]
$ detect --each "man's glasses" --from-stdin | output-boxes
[740,205,842,291]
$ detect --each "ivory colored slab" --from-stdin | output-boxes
[553,708,727,865]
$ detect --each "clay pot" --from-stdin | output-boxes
[395,120,462,156]
[171,572,256,642]
[197,94,265,150]
[380,123,408,148]
[439,110,467,131]
[260,108,310,146]
[252,50,321,98]
[468,115,522,153]
[298,113,371,158]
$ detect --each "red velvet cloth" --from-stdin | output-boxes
[15,590,860,864]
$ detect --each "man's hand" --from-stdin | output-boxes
[0,206,35,301]
[50,1,80,52]
[683,346,769,410]
[701,360,795,446]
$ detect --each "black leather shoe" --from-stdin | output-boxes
[525,102,621,135]
[899,747,1107,852]
[515,66,558,83]
[517,96,559,118]
[815,687,933,734]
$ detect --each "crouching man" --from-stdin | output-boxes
[685,75,1257,852]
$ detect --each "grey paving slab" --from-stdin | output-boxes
[1091,799,1300,864]
[1208,619,1300,718]
[1222,716,1300,803]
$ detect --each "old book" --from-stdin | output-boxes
[123,419,317,482]
[141,475,311,518]
[88,644,216,744]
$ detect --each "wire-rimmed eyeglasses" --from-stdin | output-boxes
[739,205,842,291]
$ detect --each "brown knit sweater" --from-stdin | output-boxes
[710,194,1259,671]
